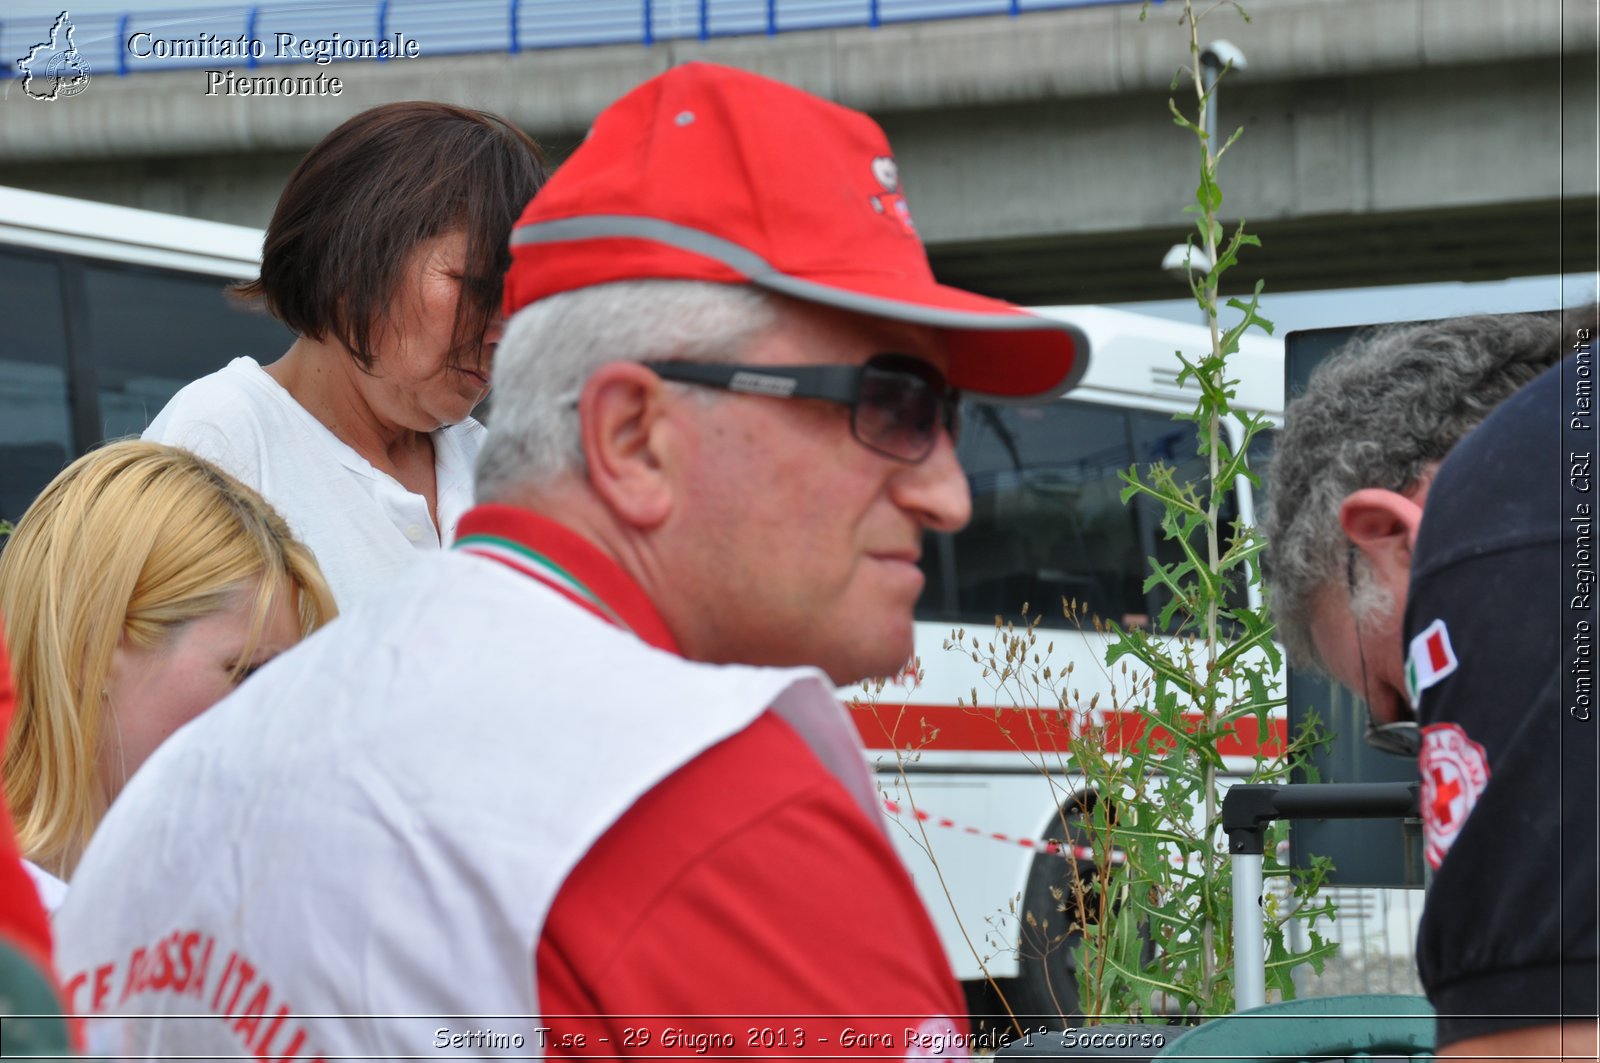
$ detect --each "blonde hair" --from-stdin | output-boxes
[0,440,335,873]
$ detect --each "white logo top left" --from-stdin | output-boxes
[17,11,92,101]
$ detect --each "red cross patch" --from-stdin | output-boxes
[1418,723,1490,870]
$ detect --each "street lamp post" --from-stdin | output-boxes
[1163,40,1247,293]
[1199,40,1247,151]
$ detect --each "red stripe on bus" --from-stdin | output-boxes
[850,702,1287,758]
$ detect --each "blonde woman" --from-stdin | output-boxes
[0,441,334,903]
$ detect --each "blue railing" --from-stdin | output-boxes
[4,0,1153,78]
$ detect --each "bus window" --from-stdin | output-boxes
[917,399,1262,633]
[0,247,74,523]
[80,262,291,440]
[918,398,1145,628]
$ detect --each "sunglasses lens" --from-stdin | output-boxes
[854,357,953,462]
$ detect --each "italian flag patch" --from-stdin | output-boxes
[1405,618,1458,708]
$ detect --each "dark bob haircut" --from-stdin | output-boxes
[237,101,547,371]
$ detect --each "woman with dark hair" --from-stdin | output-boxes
[144,101,546,608]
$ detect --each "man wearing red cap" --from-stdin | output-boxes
[55,63,1087,1059]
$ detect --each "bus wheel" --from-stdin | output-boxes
[1010,843,1095,1025]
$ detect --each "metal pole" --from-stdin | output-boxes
[1201,62,1218,154]
[1199,42,1246,158]
[1223,783,1418,1012]
[1232,851,1266,1010]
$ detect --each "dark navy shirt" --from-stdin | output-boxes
[1404,357,1599,1047]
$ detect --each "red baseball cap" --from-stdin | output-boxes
[504,62,1087,400]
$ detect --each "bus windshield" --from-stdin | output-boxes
[918,397,1261,632]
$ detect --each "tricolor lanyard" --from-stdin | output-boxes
[453,534,633,635]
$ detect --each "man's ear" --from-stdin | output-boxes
[577,362,674,530]
[1338,487,1426,576]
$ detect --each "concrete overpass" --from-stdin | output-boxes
[2,0,1595,303]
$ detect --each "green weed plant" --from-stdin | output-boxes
[865,0,1339,1030]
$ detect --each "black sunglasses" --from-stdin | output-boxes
[643,353,961,464]
[1347,545,1420,757]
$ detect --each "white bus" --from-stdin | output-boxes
[849,306,1285,1017]
[0,185,289,523]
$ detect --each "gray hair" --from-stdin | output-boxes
[475,280,778,501]
[1262,305,1583,671]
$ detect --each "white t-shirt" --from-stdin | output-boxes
[142,357,483,609]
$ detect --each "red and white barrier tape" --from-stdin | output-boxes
[881,798,1125,864]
